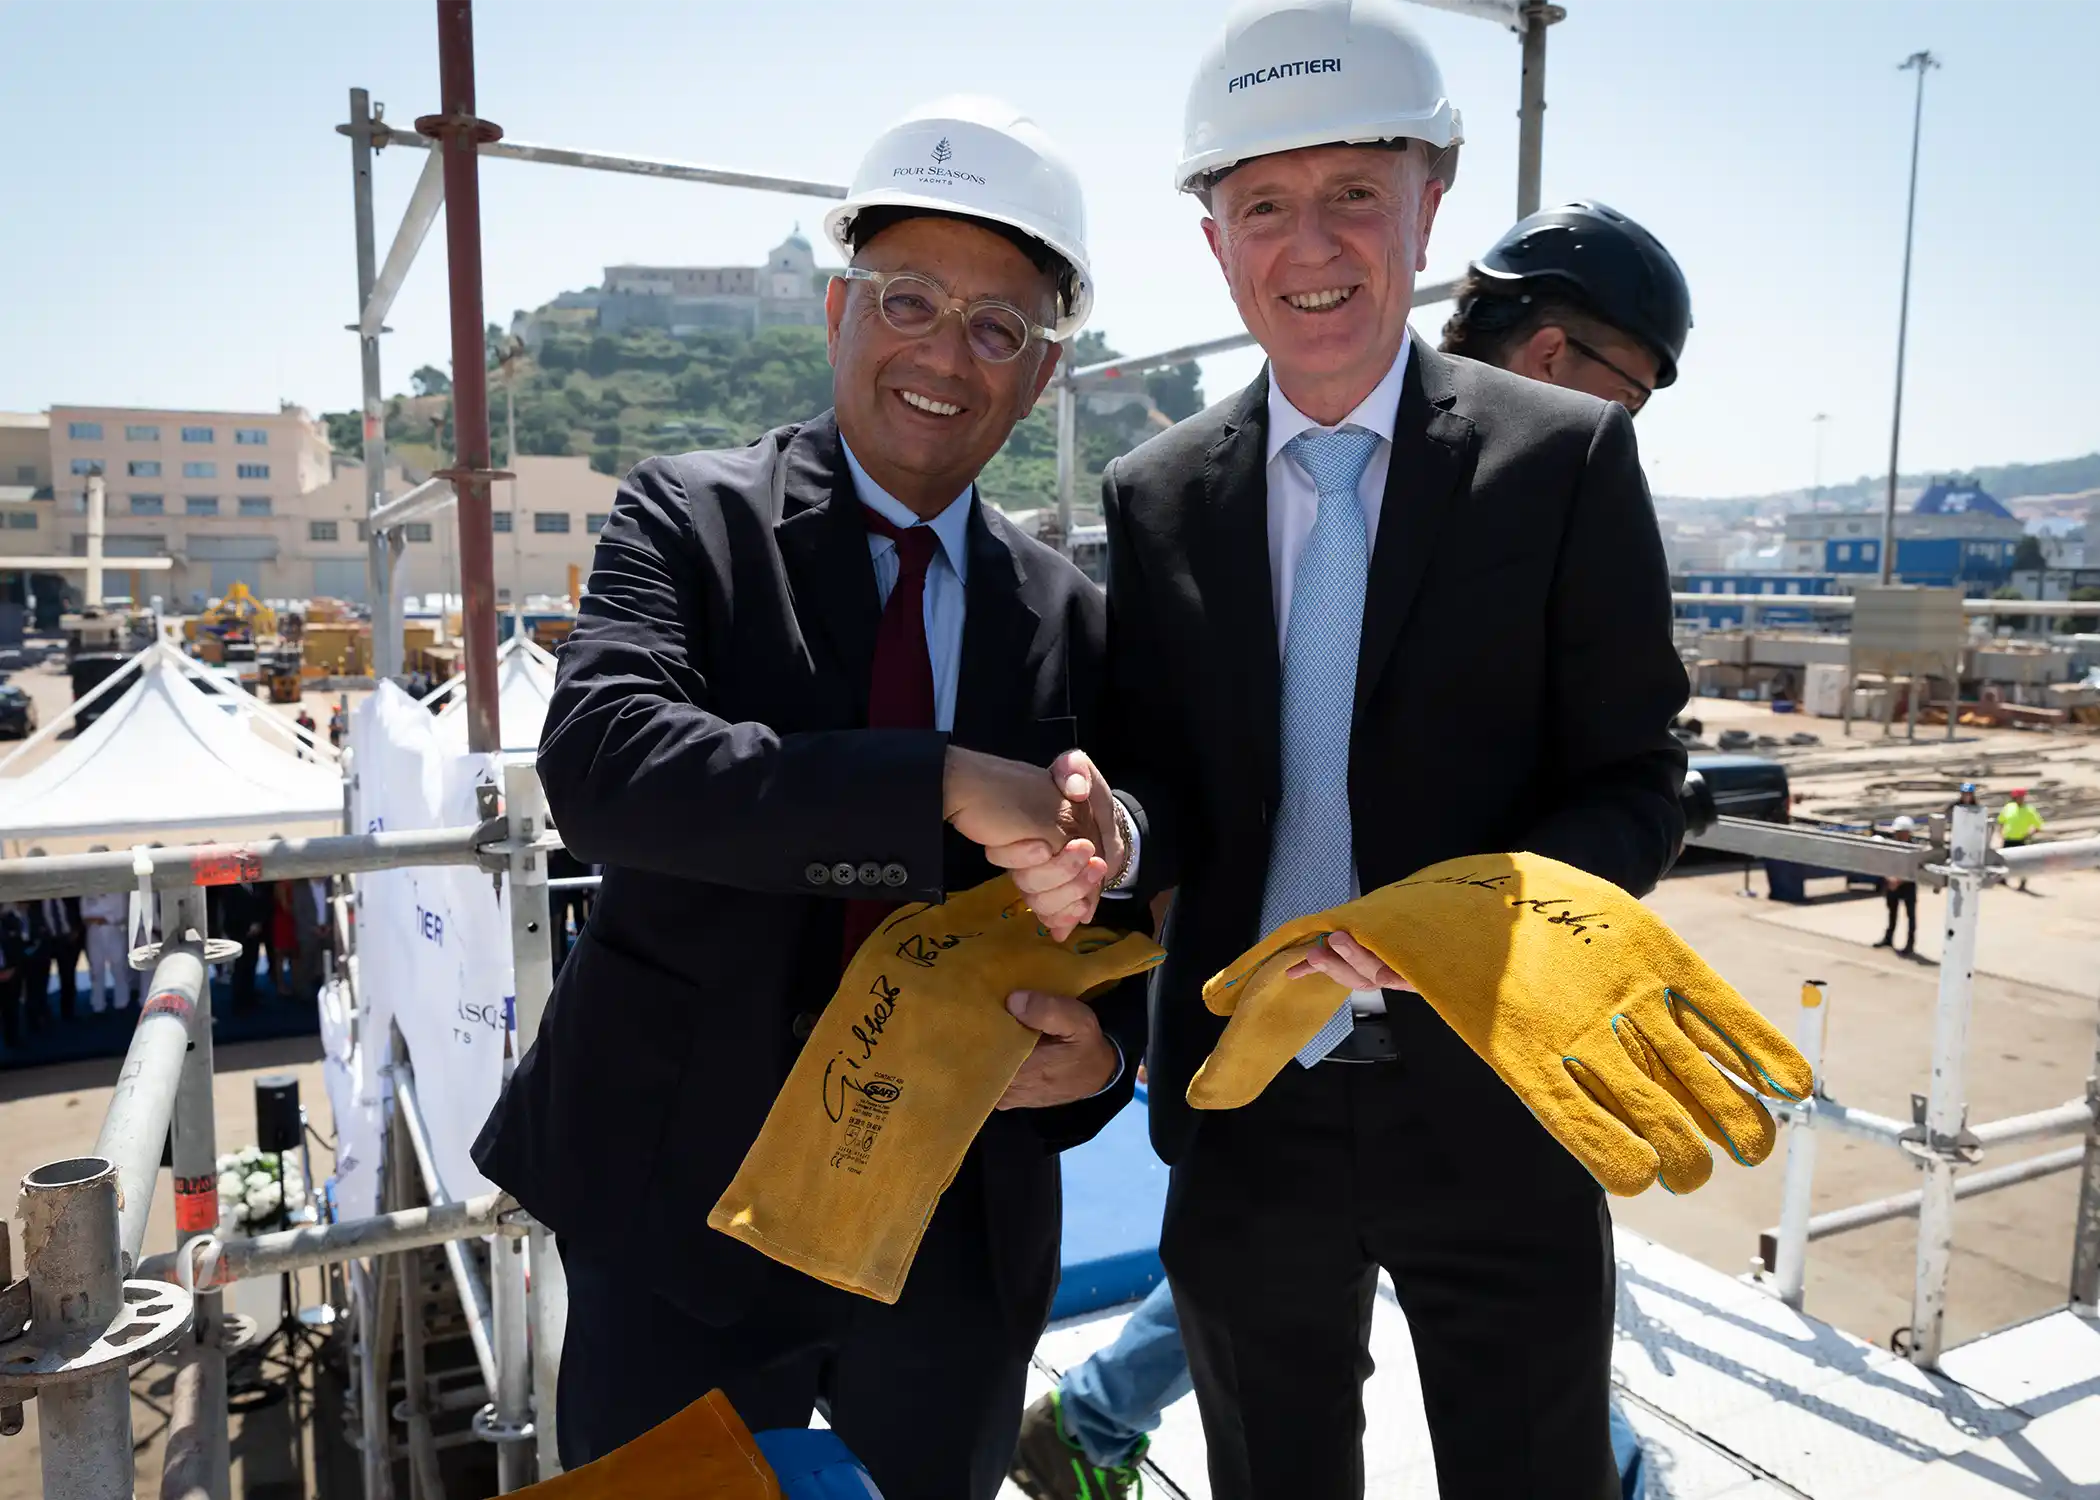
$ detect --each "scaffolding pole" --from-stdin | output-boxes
[1770,981,1827,1310]
[1515,2,1565,218]
[2069,981,2100,1314]
[423,0,503,755]
[0,825,492,902]
[21,1160,134,1500]
[1908,800,1988,1367]
[347,88,405,681]
[501,759,561,1474]
[92,930,209,1272]
[157,886,229,1500]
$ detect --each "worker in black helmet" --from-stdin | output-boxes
[1441,199,1691,415]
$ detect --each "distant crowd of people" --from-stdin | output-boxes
[0,847,338,1057]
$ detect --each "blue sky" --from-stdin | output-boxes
[1,0,2092,498]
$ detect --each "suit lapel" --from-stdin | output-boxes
[1199,372,1282,801]
[773,411,882,721]
[952,500,1044,751]
[1354,343,1476,722]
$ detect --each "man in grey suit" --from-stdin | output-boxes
[1016,3,1688,1495]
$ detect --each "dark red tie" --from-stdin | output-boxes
[841,510,941,967]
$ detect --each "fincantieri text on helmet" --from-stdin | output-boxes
[1228,57,1343,92]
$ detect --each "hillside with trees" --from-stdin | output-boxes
[325,324,1205,522]
[1655,450,2100,514]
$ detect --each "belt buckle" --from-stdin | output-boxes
[1325,1013,1399,1065]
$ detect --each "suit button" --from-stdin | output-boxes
[882,863,908,888]
[805,863,830,886]
[831,862,856,886]
[857,862,883,887]
[791,1012,818,1041]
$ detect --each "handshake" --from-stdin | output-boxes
[942,746,1128,942]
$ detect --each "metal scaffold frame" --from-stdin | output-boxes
[1,796,2094,1497]
[0,766,564,1498]
[1689,810,2100,1366]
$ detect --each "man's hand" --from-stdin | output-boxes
[1284,930,1415,992]
[995,990,1118,1109]
[1000,750,1127,941]
[943,746,1093,866]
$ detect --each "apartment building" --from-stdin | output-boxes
[407,455,621,605]
[0,413,53,558]
[46,403,334,601]
[27,403,628,607]
[250,451,619,607]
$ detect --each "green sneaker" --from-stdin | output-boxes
[1009,1390,1147,1500]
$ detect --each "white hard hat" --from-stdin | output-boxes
[824,95,1093,340]
[1177,0,1464,196]
[1891,816,1917,833]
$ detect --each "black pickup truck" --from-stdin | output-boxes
[1685,752,1791,825]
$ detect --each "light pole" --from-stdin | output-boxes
[496,338,526,638]
[1880,50,1940,585]
[1811,412,1829,510]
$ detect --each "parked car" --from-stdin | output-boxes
[1686,751,1791,824]
[0,683,36,738]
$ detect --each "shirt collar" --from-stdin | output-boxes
[1266,328,1412,466]
[839,435,972,584]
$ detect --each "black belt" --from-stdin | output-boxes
[1319,1013,1400,1064]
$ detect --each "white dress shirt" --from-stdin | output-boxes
[1263,332,1412,1015]
[839,437,972,734]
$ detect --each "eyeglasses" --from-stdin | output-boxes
[838,267,1057,364]
[1562,334,1655,415]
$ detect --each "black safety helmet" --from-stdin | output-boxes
[1468,201,1691,388]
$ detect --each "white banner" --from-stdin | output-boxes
[344,683,512,1216]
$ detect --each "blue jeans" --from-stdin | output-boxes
[1058,1280,1192,1467]
[1060,1279,1647,1498]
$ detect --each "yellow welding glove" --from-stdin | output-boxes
[1190,852,1812,1196]
[711,876,1164,1302]
[508,1389,782,1499]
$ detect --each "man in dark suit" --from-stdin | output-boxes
[21,851,82,1027]
[208,880,266,1014]
[1017,8,1687,1496]
[473,99,1143,1500]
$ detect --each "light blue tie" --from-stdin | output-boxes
[1262,425,1382,1068]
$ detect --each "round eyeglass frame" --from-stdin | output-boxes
[837,267,1059,364]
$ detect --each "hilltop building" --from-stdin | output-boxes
[517,229,837,347]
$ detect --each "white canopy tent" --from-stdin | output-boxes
[431,633,557,754]
[0,643,346,841]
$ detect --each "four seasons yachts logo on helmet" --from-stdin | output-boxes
[892,134,987,187]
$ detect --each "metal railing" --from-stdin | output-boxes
[0,764,565,1497]
[3,788,2095,1500]
[1686,807,2100,1365]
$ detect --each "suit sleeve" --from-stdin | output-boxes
[538,455,950,898]
[1519,403,1688,896]
[1094,459,1192,902]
